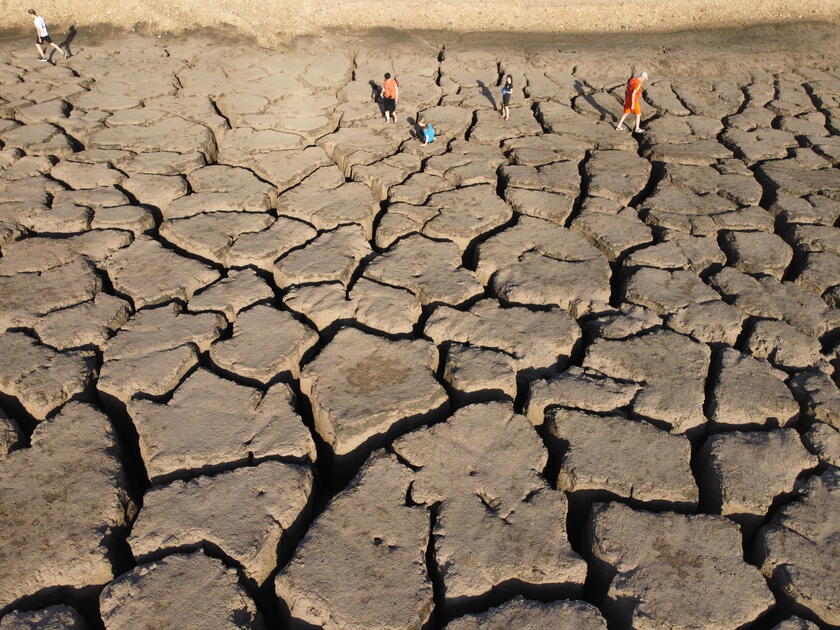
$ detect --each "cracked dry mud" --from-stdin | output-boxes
[0,26,839,630]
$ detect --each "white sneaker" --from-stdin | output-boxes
[63,51,70,59]
[38,57,47,62]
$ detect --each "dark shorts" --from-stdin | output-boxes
[502,93,511,106]
[383,97,396,114]
[37,35,52,44]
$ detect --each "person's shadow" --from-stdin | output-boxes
[574,78,612,120]
[369,80,385,117]
[407,116,424,141]
[57,25,77,58]
[477,80,497,110]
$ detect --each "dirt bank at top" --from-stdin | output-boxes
[0,0,839,42]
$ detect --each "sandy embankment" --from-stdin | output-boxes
[0,0,839,41]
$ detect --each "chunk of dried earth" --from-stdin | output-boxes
[103,304,224,361]
[159,212,274,266]
[284,278,421,335]
[32,294,132,350]
[549,408,697,508]
[588,502,774,629]
[444,596,606,630]
[128,369,314,484]
[102,237,220,308]
[395,403,587,604]
[299,328,447,461]
[442,343,517,405]
[789,370,840,431]
[0,403,130,610]
[583,330,710,434]
[756,469,840,626]
[744,320,824,371]
[187,270,274,322]
[525,366,639,425]
[0,230,133,275]
[623,267,722,316]
[721,230,793,279]
[275,453,433,630]
[364,235,483,306]
[99,552,262,630]
[584,149,652,204]
[226,217,316,271]
[426,299,581,373]
[709,267,840,336]
[273,225,370,289]
[665,300,746,346]
[276,168,378,236]
[209,304,318,383]
[802,422,840,468]
[129,461,312,584]
[378,184,513,252]
[699,429,817,525]
[572,207,653,261]
[0,605,89,630]
[475,217,611,311]
[97,305,225,402]
[708,348,799,429]
[0,332,94,420]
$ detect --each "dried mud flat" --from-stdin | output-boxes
[1,23,840,630]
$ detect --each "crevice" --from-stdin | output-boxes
[628,159,666,211]
[562,149,592,230]
[147,231,228,272]
[742,464,824,562]
[411,287,490,337]
[143,450,312,489]
[739,605,808,630]
[0,391,40,444]
[539,422,567,489]
[607,255,631,310]
[512,367,543,416]
[419,501,445,630]
[96,390,151,503]
[202,350,296,391]
[461,204,518,271]
[462,109,480,142]
[299,316,421,348]
[748,161,782,212]
[440,578,586,624]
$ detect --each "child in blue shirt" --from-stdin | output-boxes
[419,119,435,144]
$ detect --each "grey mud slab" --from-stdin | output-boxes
[0,25,839,630]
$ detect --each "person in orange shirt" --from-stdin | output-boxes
[616,71,648,133]
[380,72,399,124]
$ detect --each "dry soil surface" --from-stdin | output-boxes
[0,23,839,630]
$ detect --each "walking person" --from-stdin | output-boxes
[616,71,648,133]
[500,75,513,121]
[380,72,399,124]
[28,9,69,62]
[418,119,435,144]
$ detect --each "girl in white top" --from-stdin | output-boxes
[28,9,69,61]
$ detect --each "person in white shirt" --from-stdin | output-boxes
[27,9,69,62]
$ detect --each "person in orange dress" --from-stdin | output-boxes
[616,71,648,133]
[380,73,399,124]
